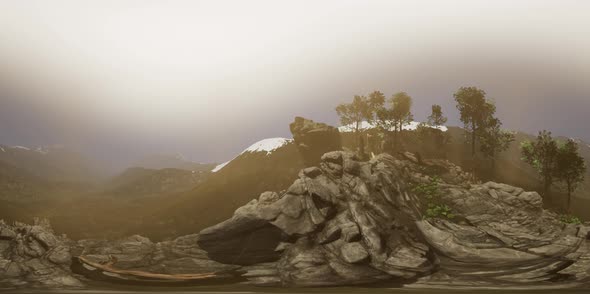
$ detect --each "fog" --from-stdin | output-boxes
[0,0,589,169]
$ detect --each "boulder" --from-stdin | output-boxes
[340,242,370,264]
[0,220,82,288]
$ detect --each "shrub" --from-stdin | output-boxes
[426,204,455,219]
[413,176,455,220]
[560,214,582,225]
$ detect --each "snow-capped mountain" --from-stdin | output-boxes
[211,137,293,173]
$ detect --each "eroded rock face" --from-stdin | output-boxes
[198,151,590,287]
[0,219,82,288]
[77,233,239,276]
[198,151,438,286]
[289,117,342,167]
[3,151,590,289]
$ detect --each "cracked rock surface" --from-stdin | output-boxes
[198,151,590,287]
[0,219,82,288]
[2,151,590,289]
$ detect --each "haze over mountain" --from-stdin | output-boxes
[1,1,589,170]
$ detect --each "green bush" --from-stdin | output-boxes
[560,214,582,225]
[426,204,455,219]
[413,176,455,220]
[412,176,441,201]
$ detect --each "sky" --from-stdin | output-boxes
[0,0,589,169]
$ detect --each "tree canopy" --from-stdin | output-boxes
[554,139,586,212]
[454,87,496,157]
[521,130,559,198]
[427,104,447,127]
[335,95,371,155]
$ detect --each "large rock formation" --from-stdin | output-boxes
[2,151,590,289]
[75,234,239,278]
[289,117,342,167]
[0,219,82,288]
[197,151,590,287]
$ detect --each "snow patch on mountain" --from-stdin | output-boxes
[12,146,31,151]
[211,137,293,173]
[241,137,293,154]
[35,147,50,155]
[338,121,448,132]
[211,161,230,173]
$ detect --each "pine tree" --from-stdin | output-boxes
[336,95,371,156]
[454,87,496,157]
[554,139,586,212]
[521,130,559,198]
[427,104,447,127]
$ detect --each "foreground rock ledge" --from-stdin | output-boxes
[2,151,590,288]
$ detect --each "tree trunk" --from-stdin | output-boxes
[490,157,496,179]
[359,133,365,156]
[567,181,572,214]
[543,179,551,201]
[355,121,363,156]
[471,122,476,157]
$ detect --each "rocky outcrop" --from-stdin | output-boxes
[197,151,590,287]
[3,151,590,289]
[75,234,239,281]
[0,219,82,288]
[289,117,342,167]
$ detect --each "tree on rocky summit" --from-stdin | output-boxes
[391,92,414,133]
[454,87,496,157]
[521,130,559,198]
[367,91,414,152]
[554,139,586,212]
[427,104,448,127]
[366,91,387,153]
[479,117,515,174]
[336,95,371,156]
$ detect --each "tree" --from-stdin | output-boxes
[367,91,386,116]
[521,130,559,198]
[427,104,448,127]
[479,117,515,174]
[391,92,414,133]
[336,95,371,156]
[372,103,396,152]
[454,87,496,157]
[554,139,586,212]
[367,91,413,152]
[389,92,414,151]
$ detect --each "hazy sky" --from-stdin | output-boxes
[0,0,589,169]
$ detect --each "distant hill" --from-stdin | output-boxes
[0,147,214,239]
[0,160,49,202]
[127,137,304,240]
[104,167,209,198]
[133,153,215,172]
[3,120,590,241]
[0,145,105,183]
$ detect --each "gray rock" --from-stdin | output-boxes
[259,191,279,204]
[196,151,590,287]
[5,150,590,289]
[47,246,72,265]
[302,167,322,178]
[340,242,369,264]
[0,220,82,288]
